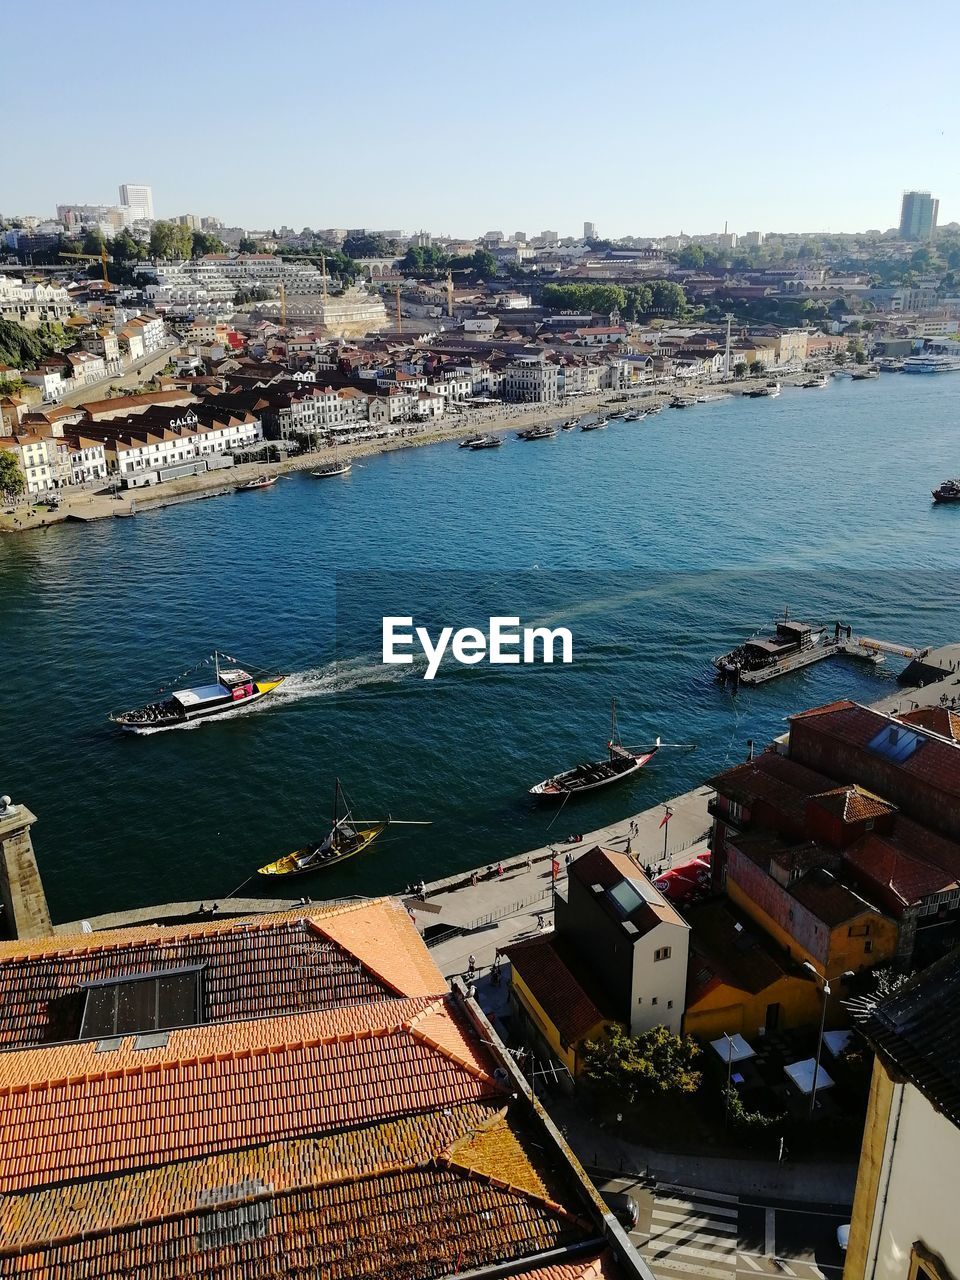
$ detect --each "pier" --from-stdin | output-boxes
[717,621,925,688]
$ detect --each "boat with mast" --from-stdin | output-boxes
[256,778,430,876]
[528,701,660,800]
[109,652,286,732]
[236,471,277,491]
[312,436,352,478]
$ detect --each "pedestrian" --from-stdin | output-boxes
[497,862,504,877]
[536,914,545,930]
[468,953,476,974]
[471,870,478,887]
[626,837,633,856]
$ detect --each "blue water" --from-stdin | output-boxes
[2,374,960,921]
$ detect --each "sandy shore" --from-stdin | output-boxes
[0,368,835,535]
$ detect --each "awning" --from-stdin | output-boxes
[823,1030,853,1057]
[784,1058,834,1095]
[710,1034,756,1065]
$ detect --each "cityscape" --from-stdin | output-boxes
[1,6,960,1280]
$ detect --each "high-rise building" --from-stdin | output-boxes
[899,191,939,241]
[119,183,154,222]
[583,221,596,240]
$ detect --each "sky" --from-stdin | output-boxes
[4,0,959,239]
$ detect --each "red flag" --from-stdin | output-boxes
[659,810,672,829]
[551,858,560,880]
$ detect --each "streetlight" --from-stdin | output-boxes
[802,961,831,1120]
[802,963,855,1119]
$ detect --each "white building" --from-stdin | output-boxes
[119,184,154,222]
[0,434,55,495]
[503,354,560,403]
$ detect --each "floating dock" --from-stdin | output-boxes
[715,616,925,688]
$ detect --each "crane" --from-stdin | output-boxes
[59,246,111,285]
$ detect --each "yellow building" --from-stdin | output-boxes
[503,934,609,1076]
[683,900,823,1040]
[844,949,960,1280]
[725,831,900,982]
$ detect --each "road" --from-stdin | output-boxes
[595,1176,849,1280]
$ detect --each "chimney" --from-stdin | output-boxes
[0,797,53,939]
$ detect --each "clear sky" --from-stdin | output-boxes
[4,0,958,238]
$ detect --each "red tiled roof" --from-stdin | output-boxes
[502,936,607,1045]
[0,900,626,1278]
[811,785,896,824]
[898,706,960,742]
[709,751,835,829]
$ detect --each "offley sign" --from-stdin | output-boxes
[383,616,573,681]
[169,411,199,429]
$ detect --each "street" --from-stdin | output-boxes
[595,1176,849,1280]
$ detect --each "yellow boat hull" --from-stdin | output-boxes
[258,823,386,877]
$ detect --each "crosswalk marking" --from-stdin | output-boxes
[642,1188,740,1280]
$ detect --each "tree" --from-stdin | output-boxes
[733,361,748,379]
[191,230,228,257]
[540,283,626,315]
[0,449,24,500]
[110,229,147,264]
[342,232,398,259]
[854,348,867,364]
[238,237,258,254]
[82,227,106,257]
[581,1023,702,1104]
[0,377,25,395]
[623,284,653,321]
[678,243,705,269]
[834,350,848,366]
[748,360,765,376]
[649,280,686,318]
[149,221,193,261]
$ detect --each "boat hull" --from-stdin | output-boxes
[113,677,286,733]
[529,748,658,800]
[258,823,387,875]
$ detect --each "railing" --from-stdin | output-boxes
[425,886,553,947]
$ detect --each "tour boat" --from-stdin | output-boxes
[528,702,660,800]
[110,652,286,733]
[312,458,352,477]
[460,435,485,448]
[851,367,880,380]
[257,779,429,877]
[580,418,608,431]
[561,418,579,430]
[745,382,780,398]
[903,355,960,374]
[669,396,696,408]
[468,435,502,449]
[932,479,960,504]
[802,375,828,388]
[517,424,558,440]
[236,474,277,491]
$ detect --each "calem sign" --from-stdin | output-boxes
[169,411,199,429]
[383,615,573,681]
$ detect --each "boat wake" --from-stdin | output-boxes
[124,655,424,733]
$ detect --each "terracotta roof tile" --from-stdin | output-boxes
[503,937,607,1045]
[811,785,896,824]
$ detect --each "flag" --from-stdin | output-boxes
[551,858,560,880]
[659,809,672,829]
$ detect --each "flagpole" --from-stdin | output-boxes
[661,805,673,866]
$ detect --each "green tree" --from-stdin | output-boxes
[540,283,626,314]
[749,360,765,376]
[581,1024,702,1103]
[623,284,653,321]
[678,243,705,269]
[0,377,25,395]
[82,227,106,256]
[854,349,867,364]
[343,232,398,259]
[834,350,848,366]
[238,237,258,254]
[191,230,228,257]
[0,449,25,500]
[149,221,193,260]
[649,281,687,318]
[733,361,748,379]
[110,229,147,263]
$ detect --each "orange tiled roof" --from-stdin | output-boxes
[0,899,627,1278]
[503,936,607,1046]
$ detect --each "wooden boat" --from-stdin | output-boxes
[236,474,277,491]
[580,418,608,431]
[257,779,429,876]
[528,701,660,800]
[468,434,502,449]
[312,458,352,477]
[561,419,579,430]
[460,435,485,448]
[669,396,696,408]
[517,424,558,440]
[110,652,285,733]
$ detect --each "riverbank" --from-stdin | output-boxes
[0,365,862,535]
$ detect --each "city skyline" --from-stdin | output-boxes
[2,0,957,237]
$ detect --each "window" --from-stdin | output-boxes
[79,966,203,1040]
[864,940,873,954]
[654,946,671,962]
[667,1000,673,1010]
[651,997,658,1006]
